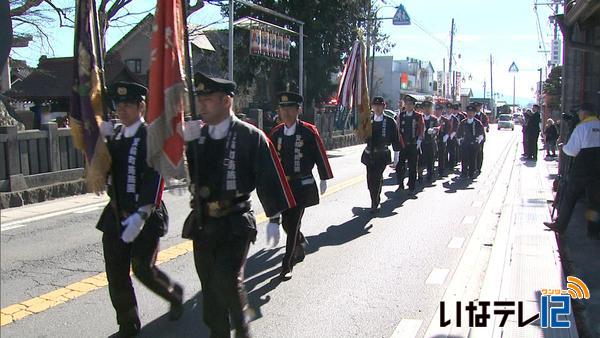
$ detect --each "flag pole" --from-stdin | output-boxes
[182,0,198,120]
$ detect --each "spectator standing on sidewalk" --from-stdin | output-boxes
[544,118,559,157]
[544,103,600,240]
[525,105,542,160]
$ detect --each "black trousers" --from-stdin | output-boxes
[522,129,528,155]
[461,142,480,178]
[556,176,600,236]
[396,144,418,189]
[437,141,446,174]
[526,132,539,159]
[102,225,179,329]
[448,138,459,168]
[281,206,306,272]
[420,142,436,179]
[476,142,485,171]
[366,159,387,207]
[193,220,251,338]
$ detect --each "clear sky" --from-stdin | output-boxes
[11,0,559,105]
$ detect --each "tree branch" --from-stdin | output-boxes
[10,0,45,17]
[42,0,74,27]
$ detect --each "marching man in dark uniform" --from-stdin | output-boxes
[419,100,439,182]
[363,96,402,213]
[457,105,485,179]
[473,102,490,173]
[435,103,451,176]
[447,103,462,170]
[183,72,296,338]
[97,82,184,337]
[395,95,424,192]
[267,91,333,280]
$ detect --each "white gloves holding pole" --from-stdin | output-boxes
[477,135,484,144]
[183,120,202,142]
[99,121,114,138]
[443,134,449,143]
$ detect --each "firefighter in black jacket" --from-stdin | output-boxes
[435,104,452,176]
[395,95,424,192]
[473,102,490,173]
[183,73,296,338]
[267,91,334,280]
[97,82,184,337]
[362,96,402,213]
[419,100,439,182]
[457,105,485,179]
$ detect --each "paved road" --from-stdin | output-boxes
[1,127,519,337]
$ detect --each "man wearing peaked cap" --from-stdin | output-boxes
[457,105,485,179]
[361,96,402,213]
[107,81,148,103]
[473,101,490,174]
[182,71,296,337]
[97,81,184,336]
[419,100,439,182]
[395,94,425,193]
[193,72,236,97]
[267,90,333,279]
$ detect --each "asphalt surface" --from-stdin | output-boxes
[1,127,519,337]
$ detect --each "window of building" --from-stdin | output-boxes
[124,59,142,73]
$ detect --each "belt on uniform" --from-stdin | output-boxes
[286,174,315,185]
[364,147,389,154]
[203,201,251,218]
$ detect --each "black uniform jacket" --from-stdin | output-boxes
[423,115,439,144]
[458,119,485,144]
[269,120,334,208]
[185,116,296,240]
[396,111,425,145]
[97,123,168,237]
[362,114,402,165]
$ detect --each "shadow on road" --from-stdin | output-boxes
[443,176,476,193]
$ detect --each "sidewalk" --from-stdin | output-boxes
[543,155,600,337]
[474,141,597,338]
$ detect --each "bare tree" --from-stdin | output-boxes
[11,0,205,57]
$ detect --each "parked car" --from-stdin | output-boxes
[498,114,515,130]
[512,113,523,125]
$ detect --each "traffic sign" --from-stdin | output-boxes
[508,62,519,72]
[393,5,410,26]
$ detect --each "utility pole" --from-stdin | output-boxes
[448,18,455,100]
[490,54,494,118]
[442,58,446,98]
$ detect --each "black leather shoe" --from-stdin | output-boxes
[543,221,561,233]
[396,184,405,192]
[169,284,184,321]
[280,269,292,281]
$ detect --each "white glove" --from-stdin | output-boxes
[450,132,456,139]
[427,128,436,135]
[99,121,114,137]
[477,135,484,144]
[416,139,422,149]
[458,138,463,146]
[266,221,281,247]
[443,134,449,143]
[183,120,202,141]
[393,151,399,166]
[121,212,145,243]
[320,180,327,195]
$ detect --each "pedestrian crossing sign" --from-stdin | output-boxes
[393,5,410,26]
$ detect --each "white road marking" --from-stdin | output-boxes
[472,200,484,208]
[390,319,423,338]
[426,268,449,285]
[448,237,465,249]
[1,202,107,232]
[462,215,476,224]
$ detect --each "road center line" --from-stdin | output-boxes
[448,237,465,249]
[462,215,476,224]
[425,268,449,285]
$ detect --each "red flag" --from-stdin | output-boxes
[146,0,189,178]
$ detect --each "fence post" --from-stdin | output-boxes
[41,122,60,172]
[1,125,26,191]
